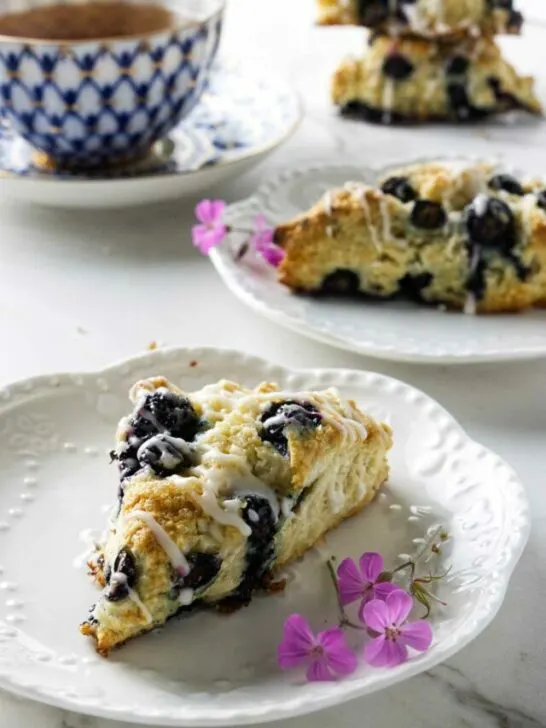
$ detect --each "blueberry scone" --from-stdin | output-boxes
[317,0,524,37]
[332,36,541,123]
[274,161,546,313]
[81,377,392,654]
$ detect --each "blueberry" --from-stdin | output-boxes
[220,495,277,609]
[464,195,516,252]
[260,400,322,458]
[537,190,546,211]
[320,269,360,295]
[489,0,512,8]
[507,10,523,30]
[397,272,433,301]
[356,0,388,25]
[137,434,193,477]
[174,552,221,593]
[131,392,200,441]
[410,200,447,230]
[105,549,137,602]
[381,176,417,203]
[488,174,524,196]
[447,83,473,121]
[112,444,141,482]
[445,56,469,76]
[383,53,414,81]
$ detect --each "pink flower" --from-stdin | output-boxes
[192,199,227,254]
[278,614,358,682]
[250,214,285,268]
[362,589,433,668]
[337,552,397,620]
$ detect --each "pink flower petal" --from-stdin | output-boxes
[191,224,227,254]
[277,614,315,669]
[209,199,226,221]
[195,199,213,223]
[363,634,389,667]
[385,589,413,627]
[359,552,383,583]
[384,638,408,668]
[373,581,398,601]
[260,243,284,267]
[399,620,433,652]
[337,558,364,606]
[306,660,335,682]
[362,598,390,632]
[318,629,358,676]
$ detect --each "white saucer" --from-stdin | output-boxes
[0,62,301,209]
[0,347,529,725]
[210,162,546,364]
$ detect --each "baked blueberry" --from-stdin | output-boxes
[464,195,516,252]
[357,0,406,26]
[447,83,473,121]
[537,190,546,211]
[410,200,447,230]
[131,391,200,442]
[137,434,193,477]
[113,444,141,481]
[105,549,137,602]
[220,495,277,608]
[174,553,221,593]
[397,272,433,302]
[260,400,322,458]
[488,174,524,196]
[489,0,512,9]
[383,53,414,81]
[508,10,523,30]
[381,176,417,203]
[445,56,469,76]
[320,269,360,295]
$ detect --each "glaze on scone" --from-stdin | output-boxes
[81,377,392,654]
[332,36,541,123]
[317,0,524,37]
[275,161,546,313]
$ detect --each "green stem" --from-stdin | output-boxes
[325,559,364,631]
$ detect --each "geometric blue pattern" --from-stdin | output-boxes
[0,13,222,167]
[0,63,301,180]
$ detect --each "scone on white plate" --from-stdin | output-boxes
[81,377,392,654]
[274,160,546,313]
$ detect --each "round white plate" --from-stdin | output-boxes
[0,347,529,725]
[0,62,301,208]
[210,163,546,364]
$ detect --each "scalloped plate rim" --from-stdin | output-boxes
[0,346,531,725]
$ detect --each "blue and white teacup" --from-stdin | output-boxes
[0,0,224,167]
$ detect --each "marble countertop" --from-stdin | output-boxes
[1,0,546,726]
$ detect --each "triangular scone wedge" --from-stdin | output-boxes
[274,160,546,313]
[317,0,523,37]
[81,377,392,654]
[332,36,541,124]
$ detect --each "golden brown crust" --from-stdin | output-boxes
[331,36,541,122]
[276,161,546,313]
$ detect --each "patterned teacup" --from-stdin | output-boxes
[0,0,224,167]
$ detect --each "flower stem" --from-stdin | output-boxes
[326,559,364,631]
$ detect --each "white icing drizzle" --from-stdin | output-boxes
[179,588,194,605]
[280,496,296,521]
[110,572,153,624]
[382,80,395,125]
[193,485,251,536]
[464,245,480,315]
[472,193,489,217]
[323,190,333,216]
[127,510,190,576]
[136,434,193,471]
[345,183,381,251]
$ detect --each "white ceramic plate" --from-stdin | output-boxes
[210,163,546,364]
[0,347,529,725]
[0,62,301,209]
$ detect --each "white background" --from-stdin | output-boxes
[1,0,546,726]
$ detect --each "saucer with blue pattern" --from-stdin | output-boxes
[0,61,301,208]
